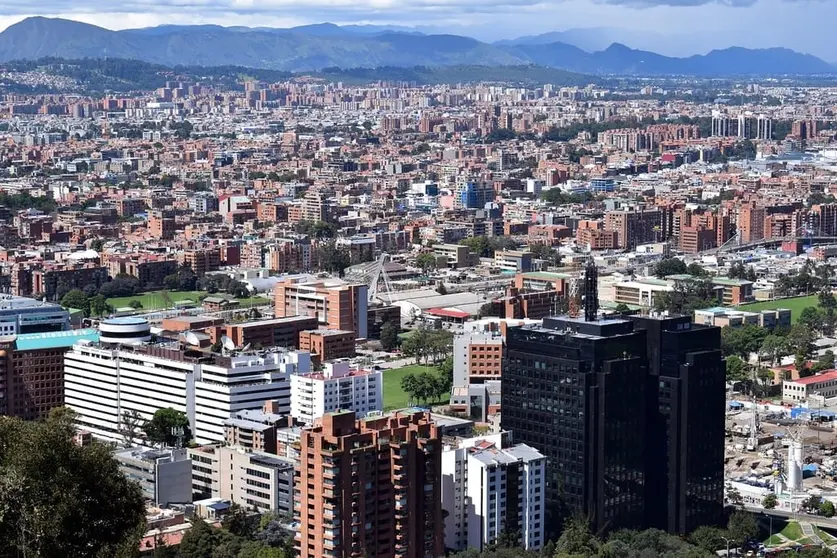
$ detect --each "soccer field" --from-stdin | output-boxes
[106,290,270,312]
[739,294,818,323]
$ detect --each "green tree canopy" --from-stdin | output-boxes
[654,258,688,278]
[0,408,146,557]
[143,407,192,448]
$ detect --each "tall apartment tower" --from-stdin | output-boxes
[502,316,650,535]
[295,410,444,558]
[502,314,724,536]
[737,203,766,243]
[631,315,725,535]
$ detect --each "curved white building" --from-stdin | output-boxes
[99,317,152,345]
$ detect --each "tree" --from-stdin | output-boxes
[722,325,768,358]
[89,293,112,317]
[436,282,448,295]
[688,526,727,553]
[316,241,351,276]
[119,409,145,446]
[799,306,825,335]
[726,510,758,544]
[380,321,400,351]
[221,503,258,538]
[0,408,146,557]
[439,356,454,392]
[654,258,687,278]
[653,278,717,316]
[415,252,438,273]
[804,494,823,512]
[760,334,790,366]
[762,492,778,510]
[143,407,192,448]
[614,303,631,315]
[129,299,143,310]
[686,262,709,277]
[400,374,420,405]
[60,288,89,314]
[460,236,493,258]
[725,355,748,383]
[554,516,599,557]
[726,485,744,507]
[529,244,562,266]
[821,500,835,518]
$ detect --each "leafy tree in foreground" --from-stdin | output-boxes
[379,321,400,351]
[0,408,146,557]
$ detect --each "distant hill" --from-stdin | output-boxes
[0,17,833,76]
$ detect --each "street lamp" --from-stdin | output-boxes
[721,536,736,557]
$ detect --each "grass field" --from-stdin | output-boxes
[740,295,819,323]
[382,364,445,411]
[107,290,270,312]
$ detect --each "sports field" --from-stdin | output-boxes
[107,290,270,311]
[739,295,818,323]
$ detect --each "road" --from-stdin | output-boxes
[744,505,837,530]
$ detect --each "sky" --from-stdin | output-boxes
[0,0,833,59]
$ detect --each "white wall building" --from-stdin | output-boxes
[290,361,382,425]
[65,342,308,444]
[783,370,837,403]
[441,434,546,552]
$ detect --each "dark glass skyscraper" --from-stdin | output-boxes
[502,313,724,536]
[502,316,649,534]
[632,315,725,535]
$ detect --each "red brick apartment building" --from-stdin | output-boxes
[295,410,444,558]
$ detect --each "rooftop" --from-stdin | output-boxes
[792,370,837,386]
[15,328,99,351]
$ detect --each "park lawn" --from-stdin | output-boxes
[382,364,445,412]
[107,290,205,311]
[238,295,271,306]
[780,521,803,541]
[739,295,819,324]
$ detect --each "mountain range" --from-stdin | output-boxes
[0,17,833,76]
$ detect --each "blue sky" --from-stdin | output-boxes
[0,0,832,59]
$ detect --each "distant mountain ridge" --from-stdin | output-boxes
[0,17,832,76]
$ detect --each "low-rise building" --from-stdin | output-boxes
[114,447,193,507]
[783,370,837,403]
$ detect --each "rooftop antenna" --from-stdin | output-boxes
[220,335,235,355]
[583,259,599,322]
[170,426,184,449]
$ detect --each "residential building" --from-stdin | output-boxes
[32,264,109,301]
[114,447,192,507]
[738,203,766,243]
[188,444,296,516]
[603,207,661,249]
[452,334,503,386]
[274,277,368,338]
[441,434,545,551]
[65,344,304,444]
[295,410,444,558]
[224,403,289,454]
[290,361,382,425]
[432,244,472,269]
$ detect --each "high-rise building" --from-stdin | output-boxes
[631,315,725,534]
[502,316,649,534]
[441,433,546,551]
[757,115,773,141]
[65,343,304,444]
[502,310,724,536]
[604,207,662,249]
[738,203,766,243]
[295,410,444,558]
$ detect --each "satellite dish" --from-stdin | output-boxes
[221,336,235,352]
[241,343,252,352]
[184,331,200,347]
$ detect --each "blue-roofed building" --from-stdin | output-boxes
[0,328,99,420]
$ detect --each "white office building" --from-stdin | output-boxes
[0,294,70,335]
[442,434,546,552]
[65,342,308,444]
[290,361,382,425]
